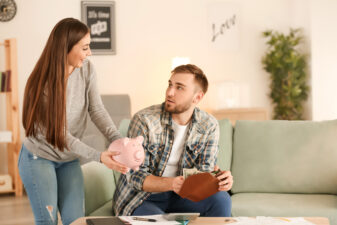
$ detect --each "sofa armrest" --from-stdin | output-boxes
[217,119,233,171]
[82,161,116,216]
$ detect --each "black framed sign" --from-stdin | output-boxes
[81,1,116,55]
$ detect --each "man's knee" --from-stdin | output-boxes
[132,201,165,216]
[203,191,231,217]
[213,191,232,208]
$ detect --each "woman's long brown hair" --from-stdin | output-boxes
[22,18,89,151]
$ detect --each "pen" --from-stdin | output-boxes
[133,217,157,222]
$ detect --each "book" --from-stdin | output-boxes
[1,72,5,92]
[0,72,2,92]
[5,70,11,92]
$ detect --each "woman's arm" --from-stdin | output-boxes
[66,131,128,173]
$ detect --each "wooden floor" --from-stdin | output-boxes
[0,194,62,225]
[0,194,35,225]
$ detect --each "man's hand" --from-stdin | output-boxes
[171,176,185,194]
[100,151,129,174]
[213,165,233,191]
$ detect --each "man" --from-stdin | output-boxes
[112,64,233,216]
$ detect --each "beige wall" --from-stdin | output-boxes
[310,0,337,120]
[0,0,304,118]
[1,0,336,172]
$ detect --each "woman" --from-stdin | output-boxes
[18,18,128,225]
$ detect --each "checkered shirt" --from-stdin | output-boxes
[112,103,220,215]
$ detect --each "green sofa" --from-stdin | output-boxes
[82,119,337,225]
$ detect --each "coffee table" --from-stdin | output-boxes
[71,217,329,225]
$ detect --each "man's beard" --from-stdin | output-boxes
[164,100,192,114]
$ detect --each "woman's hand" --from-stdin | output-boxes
[100,151,129,174]
[213,165,233,191]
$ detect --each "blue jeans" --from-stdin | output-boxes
[132,191,231,217]
[18,144,84,225]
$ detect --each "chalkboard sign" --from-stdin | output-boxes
[81,1,116,55]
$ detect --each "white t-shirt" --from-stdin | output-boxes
[162,120,189,177]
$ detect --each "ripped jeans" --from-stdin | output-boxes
[18,144,84,225]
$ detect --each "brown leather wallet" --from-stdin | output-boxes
[178,172,219,202]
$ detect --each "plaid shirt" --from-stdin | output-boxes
[112,103,219,215]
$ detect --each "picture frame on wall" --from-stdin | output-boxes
[81,1,116,55]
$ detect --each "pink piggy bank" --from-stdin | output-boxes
[108,136,145,172]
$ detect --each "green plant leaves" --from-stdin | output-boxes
[262,28,309,120]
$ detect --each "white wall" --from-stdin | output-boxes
[310,0,337,121]
[0,0,302,116]
[0,0,317,172]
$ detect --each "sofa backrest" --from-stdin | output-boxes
[231,119,337,195]
[101,95,131,127]
[81,95,131,164]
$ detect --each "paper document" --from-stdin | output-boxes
[0,131,12,143]
[230,217,316,225]
[119,215,181,225]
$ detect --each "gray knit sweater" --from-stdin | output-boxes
[23,60,121,162]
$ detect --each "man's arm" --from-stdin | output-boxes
[195,123,220,172]
[199,122,233,191]
[127,113,185,193]
[194,122,233,191]
[143,175,184,193]
[127,114,183,193]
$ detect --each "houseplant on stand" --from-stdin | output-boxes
[262,28,309,120]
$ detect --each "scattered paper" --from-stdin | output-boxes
[119,215,181,225]
[230,217,316,225]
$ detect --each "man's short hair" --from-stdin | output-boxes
[171,64,208,94]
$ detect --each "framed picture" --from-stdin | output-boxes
[81,1,116,55]
[207,2,240,52]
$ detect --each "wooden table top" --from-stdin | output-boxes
[71,216,330,225]
[189,217,329,225]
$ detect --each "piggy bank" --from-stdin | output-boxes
[108,136,145,171]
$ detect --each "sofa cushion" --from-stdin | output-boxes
[231,120,337,194]
[232,193,337,225]
[89,200,114,216]
[82,162,116,216]
[217,119,233,171]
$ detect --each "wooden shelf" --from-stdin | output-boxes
[0,189,15,194]
[210,107,268,125]
[0,38,22,197]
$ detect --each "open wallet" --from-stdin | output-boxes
[178,172,219,202]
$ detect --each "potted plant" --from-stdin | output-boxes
[262,28,309,120]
